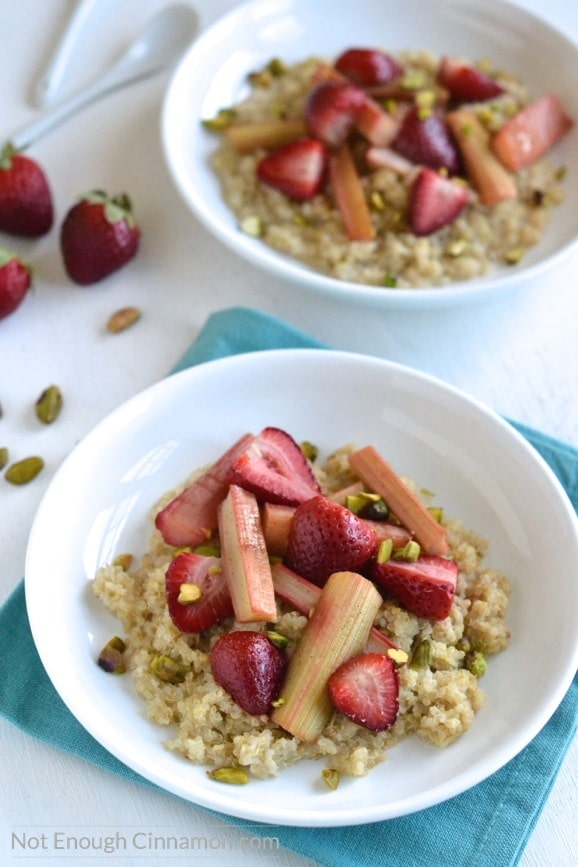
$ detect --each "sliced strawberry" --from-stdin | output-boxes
[286,495,379,586]
[155,433,254,547]
[256,138,328,200]
[438,56,505,102]
[328,652,399,731]
[408,167,468,236]
[392,106,462,174]
[335,48,403,87]
[165,551,233,633]
[304,81,367,146]
[371,554,459,621]
[491,92,573,171]
[230,427,321,506]
[210,631,287,716]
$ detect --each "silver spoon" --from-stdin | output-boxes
[9,3,198,150]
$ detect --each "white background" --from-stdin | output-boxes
[1,1,576,865]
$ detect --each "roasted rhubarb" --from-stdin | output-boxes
[218,484,277,623]
[271,570,383,741]
[349,446,449,556]
[445,109,517,205]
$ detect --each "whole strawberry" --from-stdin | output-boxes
[210,631,288,716]
[286,495,379,586]
[0,142,54,237]
[0,248,32,319]
[60,190,140,285]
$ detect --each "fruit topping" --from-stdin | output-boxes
[218,483,277,623]
[392,106,462,174]
[491,92,573,171]
[408,166,468,235]
[328,651,399,730]
[0,142,54,237]
[335,47,404,87]
[230,426,321,506]
[155,433,254,547]
[165,551,233,633]
[257,138,329,200]
[329,143,376,241]
[372,553,459,621]
[355,98,401,146]
[286,494,379,586]
[437,56,505,102]
[304,80,368,146]
[271,571,383,741]
[446,109,517,204]
[210,630,288,716]
[226,117,307,153]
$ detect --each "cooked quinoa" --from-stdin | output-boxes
[92,444,511,781]
[208,51,566,289]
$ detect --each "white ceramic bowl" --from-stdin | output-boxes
[161,0,578,308]
[26,349,578,826]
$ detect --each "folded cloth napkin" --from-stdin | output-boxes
[1,306,576,867]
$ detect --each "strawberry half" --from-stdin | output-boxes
[60,190,141,285]
[0,248,32,320]
[335,48,403,87]
[210,630,287,716]
[328,652,399,731]
[0,143,54,237]
[230,427,321,506]
[286,495,378,586]
[392,106,462,174]
[305,81,368,146]
[408,167,468,236]
[371,554,459,621]
[165,551,233,633]
[256,138,328,200]
[438,57,505,103]
[155,433,255,548]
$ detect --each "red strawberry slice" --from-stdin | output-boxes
[256,138,328,200]
[0,143,54,237]
[155,433,255,547]
[328,652,399,731]
[438,57,505,103]
[165,551,234,633]
[408,167,468,236]
[392,106,462,174]
[210,630,288,716]
[371,554,459,621]
[286,495,379,586]
[230,427,321,506]
[305,81,368,146]
[335,48,403,87]
[0,248,32,319]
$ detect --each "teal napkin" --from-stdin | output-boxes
[1,306,577,867]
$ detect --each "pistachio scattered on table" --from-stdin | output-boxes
[5,455,45,485]
[35,384,63,424]
[106,306,141,334]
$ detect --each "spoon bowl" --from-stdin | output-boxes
[9,3,198,150]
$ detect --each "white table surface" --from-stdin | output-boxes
[1,1,576,864]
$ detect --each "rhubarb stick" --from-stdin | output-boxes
[349,446,449,556]
[272,562,398,652]
[226,118,307,154]
[329,143,376,241]
[218,484,277,622]
[271,570,382,741]
[445,109,517,205]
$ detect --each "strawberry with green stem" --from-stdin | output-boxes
[60,190,141,285]
[0,248,32,319]
[0,142,54,237]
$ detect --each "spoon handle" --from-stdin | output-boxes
[11,62,160,151]
[34,0,100,109]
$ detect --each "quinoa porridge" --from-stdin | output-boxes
[92,435,511,784]
[204,49,571,289]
